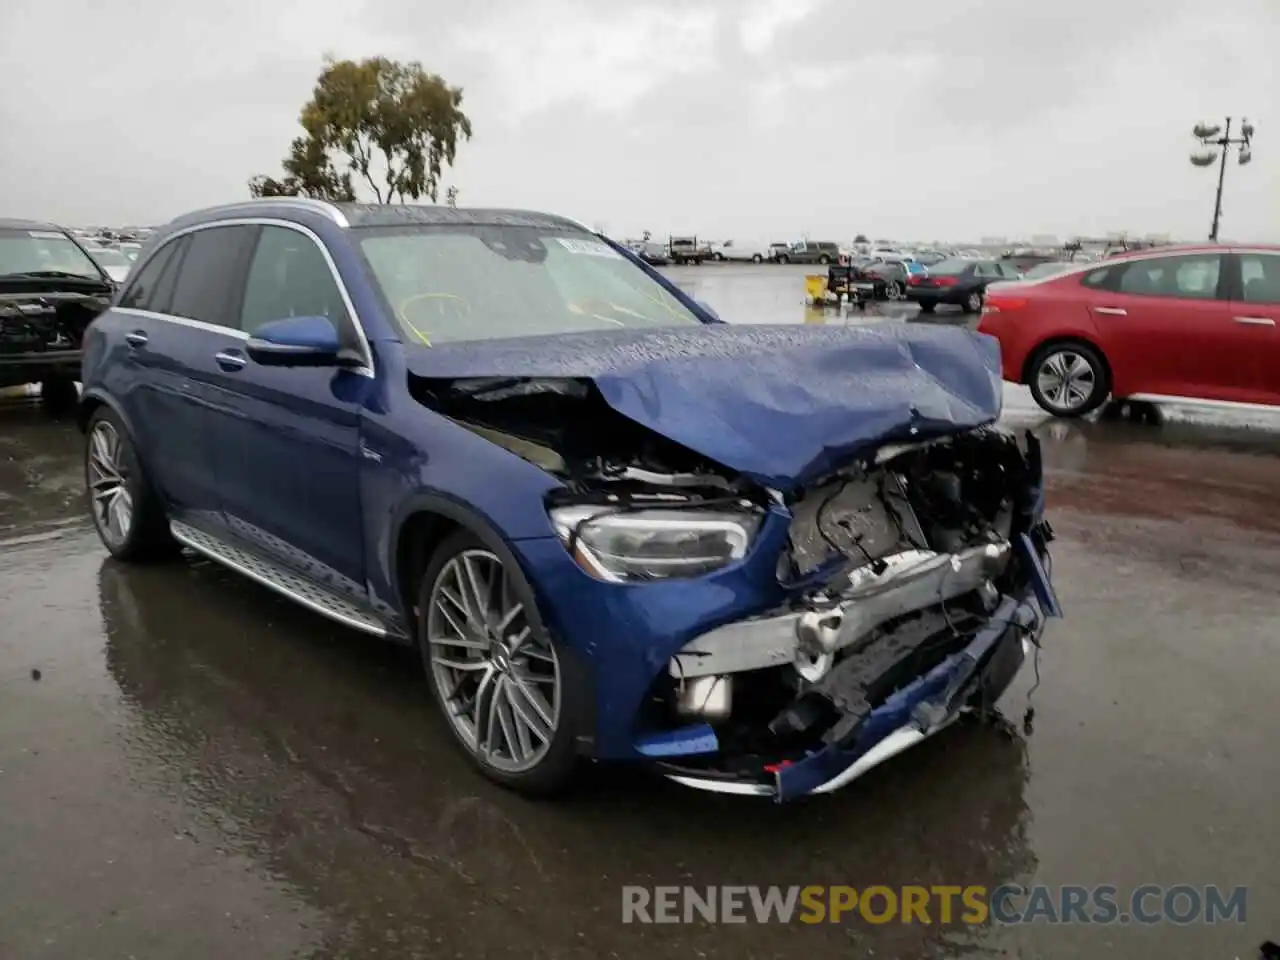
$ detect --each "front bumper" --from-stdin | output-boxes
[0,349,83,386]
[666,591,1046,800]
[653,532,1059,801]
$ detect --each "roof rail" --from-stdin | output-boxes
[169,197,350,228]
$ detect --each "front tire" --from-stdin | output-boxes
[41,376,79,418]
[776,255,790,264]
[1027,341,1110,418]
[752,254,763,263]
[85,407,180,561]
[818,255,831,264]
[417,530,579,795]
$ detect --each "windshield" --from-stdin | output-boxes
[1022,261,1074,280]
[356,225,704,345]
[0,228,103,280]
[87,247,129,268]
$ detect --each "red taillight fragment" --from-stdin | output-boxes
[983,296,1027,313]
[933,276,958,287]
[908,276,921,285]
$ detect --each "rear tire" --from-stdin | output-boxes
[776,255,790,264]
[917,302,936,314]
[85,407,180,562]
[752,254,763,263]
[1026,341,1110,418]
[417,529,580,796]
[961,290,983,314]
[818,255,831,264]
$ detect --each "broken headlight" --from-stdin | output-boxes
[549,505,761,582]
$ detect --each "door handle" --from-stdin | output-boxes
[125,330,148,347]
[1093,307,1127,316]
[1232,316,1276,326]
[215,349,247,371]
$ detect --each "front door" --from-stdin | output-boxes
[205,223,368,599]
[1229,251,1280,406]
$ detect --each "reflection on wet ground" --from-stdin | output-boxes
[3,277,1280,957]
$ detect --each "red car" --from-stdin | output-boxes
[977,244,1280,417]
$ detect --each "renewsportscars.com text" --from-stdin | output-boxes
[621,884,1248,926]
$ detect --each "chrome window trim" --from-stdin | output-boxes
[115,307,249,340]
[117,217,375,378]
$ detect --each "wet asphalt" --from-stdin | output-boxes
[2,263,1279,959]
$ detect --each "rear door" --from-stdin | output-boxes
[146,225,262,529]
[1086,252,1243,401]
[1228,251,1280,406]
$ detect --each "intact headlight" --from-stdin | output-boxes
[549,505,762,583]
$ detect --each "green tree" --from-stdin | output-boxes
[249,56,472,204]
[249,136,356,201]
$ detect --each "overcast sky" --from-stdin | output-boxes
[1,0,1274,241]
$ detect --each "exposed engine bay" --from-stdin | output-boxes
[0,292,109,358]
[415,373,1052,784]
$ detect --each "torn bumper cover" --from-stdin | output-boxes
[654,533,1060,801]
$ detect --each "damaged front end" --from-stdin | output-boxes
[0,287,111,386]
[413,364,1059,802]
[650,426,1060,800]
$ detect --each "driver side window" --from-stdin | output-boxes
[239,226,352,341]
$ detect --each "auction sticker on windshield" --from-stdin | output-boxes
[556,237,621,258]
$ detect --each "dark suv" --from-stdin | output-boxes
[1,219,114,413]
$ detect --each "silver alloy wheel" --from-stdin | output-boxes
[966,291,982,311]
[426,549,560,773]
[88,420,134,546]
[1036,350,1097,412]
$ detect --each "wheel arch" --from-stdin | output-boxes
[76,388,130,436]
[1020,334,1113,389]
[391,491,599,755]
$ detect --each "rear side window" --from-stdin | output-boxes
[1081,267,1114,289]
[974,263,1002,279]
[1239,254,1280,304]
[1116,255,1221,300]
[118,242,177,311]
[239,226,349,335]
[168,225,260,328]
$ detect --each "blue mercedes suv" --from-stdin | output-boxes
[79,198,1060,800]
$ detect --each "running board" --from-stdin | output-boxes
[169,520,388,637]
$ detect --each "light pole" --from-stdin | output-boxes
[1190,117,1255,242]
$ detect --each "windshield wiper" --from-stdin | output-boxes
[0,270,106,281]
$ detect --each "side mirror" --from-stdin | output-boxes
[246,315,344,367]
[694,299,721,322]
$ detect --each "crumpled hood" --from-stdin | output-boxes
[403,323,1003,492]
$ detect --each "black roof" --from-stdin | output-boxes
[335,203,585,231]
[0,218,64,232]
